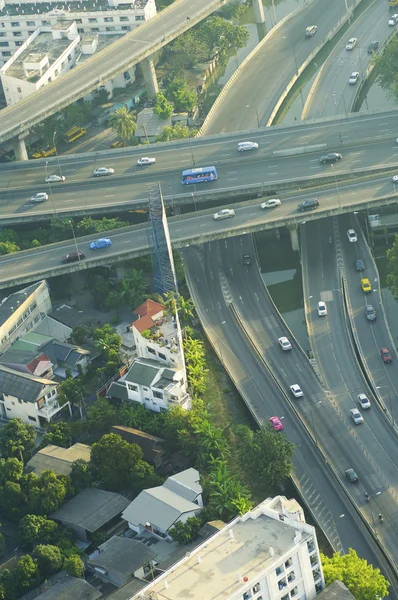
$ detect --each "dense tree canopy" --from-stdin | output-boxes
[41,422,73,449]
[386,234,398,297]
[109,106,136,145]
[166,78,198,112]
[374,38,398,102]
[156,123,197,142]
[0,419,36,461]
[154,92,174,119]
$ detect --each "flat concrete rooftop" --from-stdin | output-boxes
[145,514,311,600]
[0,0,148,17]
[6,32,71,80]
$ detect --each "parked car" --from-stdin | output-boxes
[30,192,48,203]
[305,25,318,37]
[298,198,319,211]
[367,40,379,53]
[45,174,65,183]
[319,153,342,164]
[346,37,358,50]
[278,336,292,351]
[261,199,281,209]
[290,384,303,398]
[317,301,327,316]
[243,254,251,266]
[381,347,392,363]
[269,416,284,431]
[347,229,357,242]
[345,468,359,482]
[61,251,86,263]
[348,71,360,85]
[89,238,112,250]
[365,305,376,321]
[355,258,364,271]
[361,278,372,293]
[357,393,371,409]
[137,157,156,166]
[350,408,364,425]
[213,209,235,220]
[388,13,398,25]
[93,167,114,177]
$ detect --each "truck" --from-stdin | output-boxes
[64,125,87,143]
[31,146,57,159]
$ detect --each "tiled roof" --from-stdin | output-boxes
[132,315,155,333]
[134,299,166,318]
[0,364,56,403]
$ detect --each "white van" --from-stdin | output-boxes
[237,141,259,152]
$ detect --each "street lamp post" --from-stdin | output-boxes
[330,164,341,209]
[376,385,393,424]
[188,135,196,166]
[69,220,81,261]
[191,191,197,212]
[53,131,63,179]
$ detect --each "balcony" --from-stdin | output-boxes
[310,555,318,567]
[313,570,321,582]
[37,398,64,420]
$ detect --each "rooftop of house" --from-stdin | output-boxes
[107,381,129,401]
[101,578,146,600]
[26,443,91,476]
[164,468,202,502]
[136,107,172,138]
[132,314,155,333]
[9,332,89,368]
[4,32,73,81]
[317,581,354,600]
[124,357,165,387]
[134,298,166,318]
[0,281,43,329]
[111,425,165,464]
[133,509,312,600]
[88,536,156,581]
[51,488,129,533]
[27,573,101,600]
[0,363,57,403]
[0,0,150,18]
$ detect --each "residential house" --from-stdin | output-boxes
[135,107,172,142]
[26,443,91,476]
[19,573,101,600]
[111,426,166,470]
[0,280,51,355]
[131,298,184,370]
[88,536,156,587]
[0,364,69,427]
[122,468,202,539]
[51,488,130,542]
[106,357,190,412]
[130,496,325,600]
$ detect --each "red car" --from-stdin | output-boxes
[269,416,284,431]
[381,347,392,363]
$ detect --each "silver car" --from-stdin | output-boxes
[213,209,235,220]
[30,192,48,203]
[93,167,115,177]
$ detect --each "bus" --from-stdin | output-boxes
[64,125,87,143]
[32,146,56,159]
[388,0,398,7]
[181,166,217,185]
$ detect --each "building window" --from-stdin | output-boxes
[6,407,11,411]
[30,303,37,311]
[75,18,82,23]
[27,20,35,26]
[120,16,129,21]
[13,32,22,37]
[41,20,50,25]
[158,352,166,360]
[104,16,113,22]
[88,18,98,23]
[15,41,23,47]
[147,347,156,354]
[106,27,115,31]
[290,588,298,597]
[28,416,37,422]
[276,566,283,576]
[0,42,9,47]
[2,52,11,57]
[153,391,163,399]
[11,22,20,27]
[91,28,100,32]
[18,399,22,404]
[128,384,138,392]
[252,583,261,593]
[121,26,130,30]
[285,558,293,568]
[78,28,84,33]
[17,86,21,93]
[0,33,5,37]
[135,15,145,20]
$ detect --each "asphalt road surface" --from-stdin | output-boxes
[202,0,356,133]
[184,241,398,591]
[304,0,393,119]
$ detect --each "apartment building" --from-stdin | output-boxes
[0,0,156,69]
[132,496,325,600]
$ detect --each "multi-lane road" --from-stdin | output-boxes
[1,110,398,220]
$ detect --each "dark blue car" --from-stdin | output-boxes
[89,238,112,250]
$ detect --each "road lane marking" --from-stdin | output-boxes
[105,194,115,198]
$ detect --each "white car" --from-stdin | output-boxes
[350,407,364,425]
[290,384,303,398]
[393,175,398,182]
[346,37,358,50]
[357,393,371,409]
[93,167,115,177]
[30,192,48,203]
[278,336,292,351]
[261,199,281,209]
[238,141,259,151]
[347,229,357,242]
[388,13,398,25]
[317,301,327,316]
[213,209,235,220]
[137,157,156,166]
[348,71,359,85]
[45,174,65,183]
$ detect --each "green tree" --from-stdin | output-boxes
[373,37,398,101]
[19,514,59,551]
[169,517,201,544]
[58,375,85,417]
[15,554,39,593]
[0,457,24,485]
[90,433,157,491]
[93,87,109,106]
[93,324,122,359]
[69,325,90,346]
[321,549,390,600]
[198,16,249,58]
[41,422,73,449]
[33,544,63,577]
[0,241,20,255]
[77,216,129,235]
[63,555,84,577]
[27,470,68,516]
[153,92,174,119]
[86,396,119,433]
[0,419,36,461]
[109,107,137,146]
[156,123,197,142]
[386,234,398,297]
[166,77,198,112]
[236,424,294,493]
[178,295,195,324]
[70,459,92,493]
[167,31,209,70]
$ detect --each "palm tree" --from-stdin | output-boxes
[178,296,195,324]
[109,107,136,146]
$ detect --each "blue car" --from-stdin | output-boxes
[89,238,112,250]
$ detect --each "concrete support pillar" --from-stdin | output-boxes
[288,224,300,252]
[252,0,265,24]
[12,135,28,161]
[141,56,159,99]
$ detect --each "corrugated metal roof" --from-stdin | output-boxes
[0,364,56,403]
[26,443,91,476]
[89,536,156,580]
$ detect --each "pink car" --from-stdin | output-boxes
[269,416,284,431]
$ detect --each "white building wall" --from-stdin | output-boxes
[1,392,41,424]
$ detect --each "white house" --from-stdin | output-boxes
[106,356,191,412]
[0,363,70,427]
[122,468,203,539]
[130,496,325,600]
[0,280,52,355]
